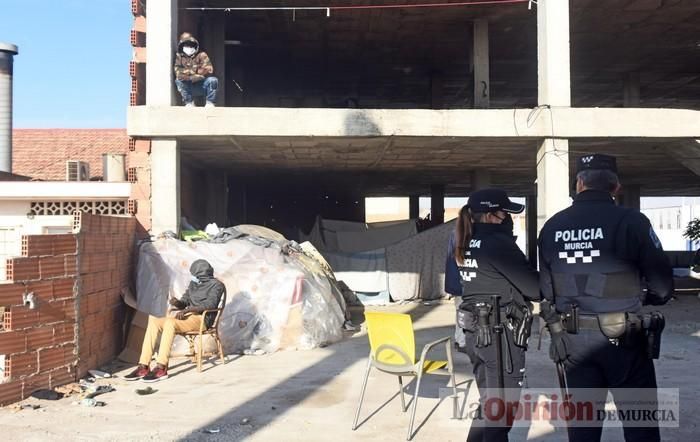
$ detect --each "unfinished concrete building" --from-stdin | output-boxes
[127,0,700,255]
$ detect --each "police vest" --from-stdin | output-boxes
[543,205,642,313]
[458,225,524,305]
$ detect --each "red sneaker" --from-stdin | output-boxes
[142,365,168,383]
[124,364,150,381]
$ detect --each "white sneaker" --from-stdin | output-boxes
[184,102,195,108]
[205,101,215,108]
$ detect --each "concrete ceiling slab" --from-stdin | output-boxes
[179,135,700,196]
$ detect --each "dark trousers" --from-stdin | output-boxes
[564,329,660,442]
[464,325,526,442]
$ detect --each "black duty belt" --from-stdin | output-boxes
[565,314,599,330]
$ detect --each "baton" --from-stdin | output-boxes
[556,361,569,398]
[492,295,505,392]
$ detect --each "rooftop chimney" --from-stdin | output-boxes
[0,42,18,174]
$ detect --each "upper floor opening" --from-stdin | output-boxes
[133,1,700,110]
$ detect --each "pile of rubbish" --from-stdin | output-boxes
[132,224,350,356]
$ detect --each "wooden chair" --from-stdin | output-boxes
[177,289,227,372]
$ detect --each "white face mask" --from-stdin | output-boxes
[183,46,196,56]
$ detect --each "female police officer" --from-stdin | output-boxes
[455,188,540,442]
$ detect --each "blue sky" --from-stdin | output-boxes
[1,0,132,128]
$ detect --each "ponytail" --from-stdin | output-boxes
[455,205,473,264]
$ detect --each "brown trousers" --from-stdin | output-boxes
[138,314,202,367]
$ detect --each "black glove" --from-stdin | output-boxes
[475,302,492,348]
[540,300,571,363]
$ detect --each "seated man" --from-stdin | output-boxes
[174,32,219,108]
[125,259,225,382]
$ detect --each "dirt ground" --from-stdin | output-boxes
[1,293,698,442]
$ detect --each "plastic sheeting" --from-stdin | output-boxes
[136,237,346,354]
[324,248,388,293]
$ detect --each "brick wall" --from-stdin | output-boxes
[74,212,136,378]
[128,139,152,236]
[0,234,79,406]
[0,212,135,406]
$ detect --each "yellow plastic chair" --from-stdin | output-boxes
[352,312,459,441]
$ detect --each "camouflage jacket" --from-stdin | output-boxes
[174,51,214,82]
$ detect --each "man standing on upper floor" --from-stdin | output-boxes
[174,32,219,108]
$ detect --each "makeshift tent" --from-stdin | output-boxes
[135,234,346,355]
[385,221,454,301]
[300,216,454,302]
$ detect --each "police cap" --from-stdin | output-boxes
[468,188,524,214]
[576,154,618,174]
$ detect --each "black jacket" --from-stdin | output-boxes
[458,223,540,305]
[538,190,673,314]
[181,259,226,328]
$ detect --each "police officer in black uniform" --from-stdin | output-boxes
[538,154,673,442]
[455,189,540,442]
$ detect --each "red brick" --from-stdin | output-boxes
[25,326,54,350]
[8,351,38,379]
[39,256,66,279]
[27,279,54,301]
[52,234,77,255]
[130,29,145,47]
[0,381,23,406]
[5,306,40,331]
[38,345,74,372]
[53,278,75,300]
[0,330,27,354]
[41,300,76,324]
[131,0,144,16]
[22,372,50,398]
[22,235,53,258]
[65,255,78,276]
[128,151,150,169]
[0,283,25,307]
[53,324,75,346]
[49,365,76,388]
[6,258,40,282]
[87,293,102,315]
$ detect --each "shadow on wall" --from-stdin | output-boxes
[344,111,382,137]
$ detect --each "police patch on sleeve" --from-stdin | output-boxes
[649,227,662,249]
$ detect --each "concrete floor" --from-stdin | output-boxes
[0,294,698,442]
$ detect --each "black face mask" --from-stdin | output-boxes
[501,213,514,232]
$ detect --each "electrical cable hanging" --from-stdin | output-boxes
[183,0,530,12]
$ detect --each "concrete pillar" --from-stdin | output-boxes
[537,139,570,231]
[473,19,490,109]
[208,13,226,106]
[623,72,641,107]
[537,0,571,107]
[472,169,492,190]
[526,195,538,264]
[409,195,420,219]
[536,0,572,229]
[146,0,178,106]
[431,184,445,224]
[620,184,641,210]
[151,139,181,234]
